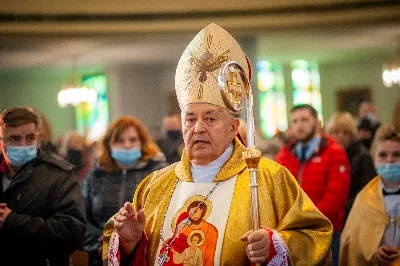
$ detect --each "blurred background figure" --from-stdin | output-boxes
[260,140,281,160]
[358,117,375,151]
[60,130,93,184]
[393,99,400,133]
[272,131,290,147]
[358,101,381,138]
[340,124,400,265]
[237,118,248,146]
[82,116,167,266]
[38,112,58,155]
[326,112,376,224]
[156,114,184,164]
[237,119,281,160]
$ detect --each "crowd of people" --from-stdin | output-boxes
[0,23,399,266]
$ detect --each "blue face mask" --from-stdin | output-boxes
[377,163,400,182]
[111,147,142,166]
[6,144,38,167]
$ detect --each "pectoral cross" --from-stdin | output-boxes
[157,248,170,266]
[227,72,244,102]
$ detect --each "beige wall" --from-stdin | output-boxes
[0,68,77,138]
[320,56,400,125]
[106,63,170,136]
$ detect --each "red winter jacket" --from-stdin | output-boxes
[276,135,350,231]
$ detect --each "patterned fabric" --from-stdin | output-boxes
[249,227,291,266]
[269,229,291,266]
[108,233,120,266]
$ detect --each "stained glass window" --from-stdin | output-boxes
[291,60,323,120]
[257,61,288,138]
[75,74,109,142]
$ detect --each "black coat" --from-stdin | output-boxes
[343,140,376,225]
[82,155,168,265]
[0,150,87,266]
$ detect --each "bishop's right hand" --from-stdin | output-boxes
[114,202,146,254]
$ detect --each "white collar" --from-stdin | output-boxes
[190,144,234,183]
[381,180,400,193]
[191,143,233,170]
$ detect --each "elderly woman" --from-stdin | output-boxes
[82,116,168,266]
[327,112,376,223]
[340,124,400,265]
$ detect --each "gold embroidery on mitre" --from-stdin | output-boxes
[185,34,230,100]
[176,23,250,111]
[197,84,204,100]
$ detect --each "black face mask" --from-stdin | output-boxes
[360,138,372,150]
[67,149,83,169]
[167,130,182,140]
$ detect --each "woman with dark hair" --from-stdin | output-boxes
[82,116,168,265]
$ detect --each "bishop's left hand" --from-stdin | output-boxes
[0,203,12,229]
[240,229,270,263]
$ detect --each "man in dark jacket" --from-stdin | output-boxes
[276,104,350,266]
[0,107,87,266]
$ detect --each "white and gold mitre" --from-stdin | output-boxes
[175,23,251,113]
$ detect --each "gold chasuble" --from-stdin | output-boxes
[340,176,400,266]
[103,138,333,265]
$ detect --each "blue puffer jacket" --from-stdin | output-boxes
[81,154,168,262]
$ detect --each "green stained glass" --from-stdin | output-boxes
[75,74,110,142]
[257,61,288,138]
[291,60,323,121]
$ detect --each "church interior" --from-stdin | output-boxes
[0,0,399,141]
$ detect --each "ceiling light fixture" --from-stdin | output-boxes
[382,42,400,88]
[57,58,97,108]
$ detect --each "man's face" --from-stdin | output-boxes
[182,103,239,165]
[0,123,39,164]
[290,109,318,143]
[189,207,204,222]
